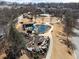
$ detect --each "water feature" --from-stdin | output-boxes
[36,24,50,33]
[23,24,50,34]
[23,24,35,31]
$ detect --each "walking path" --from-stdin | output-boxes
[39,23,54,59]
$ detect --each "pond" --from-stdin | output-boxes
[23,24,35,31]
[23,24,51,34]
[36,24,50,33]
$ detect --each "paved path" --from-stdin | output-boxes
[39,23,54,59]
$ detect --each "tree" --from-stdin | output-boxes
[63,10,76,50]
[5,23,26,59]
